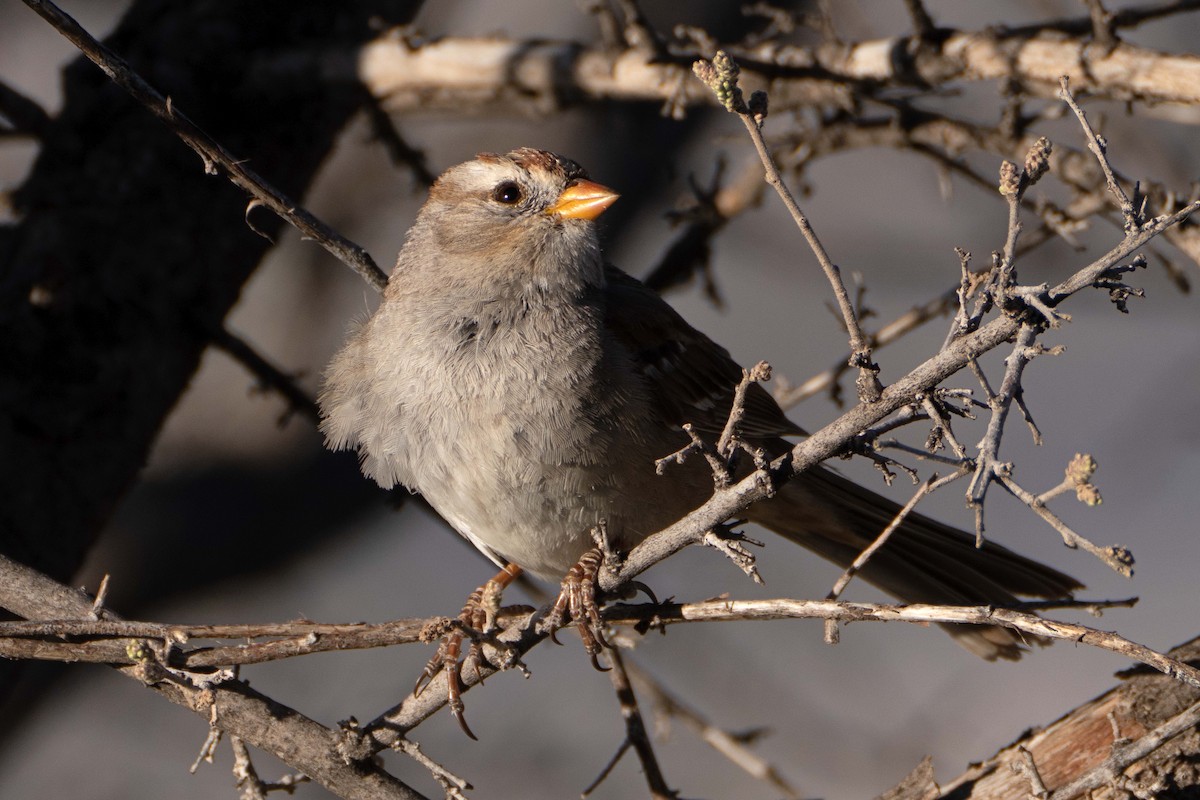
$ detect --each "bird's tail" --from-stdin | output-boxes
[747,464,1082,660]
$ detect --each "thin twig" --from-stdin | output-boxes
[582,741,631,798]
[995,473,1133,576]
[0,553,427,799]
[1059,75,1137,228]
[19,0,388,292]
[622,659,802,799]
[389,739,472,800]
[693,52,881,402]
[824,477,935,645]
[605,647,677,800]
[903,0,937,40]
[966,324,1042,543]
[827,478,935,602]
[605,597,1198,688]
[209,326,320,425]
[1012,744,1050,799]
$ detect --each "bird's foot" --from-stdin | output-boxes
[414,564,523,740]
[543,548,613,671]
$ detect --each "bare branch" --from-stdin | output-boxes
[694,51,881,402]
[605,647,677,800]
[19,0,388,292]
[1059,75,1138,228]
[0,554,428,800]
[607,598,1196,689]
[355,27,1200,117]
[622,658,802,799]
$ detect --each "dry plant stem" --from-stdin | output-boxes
[0,599,1132,671]
[1059,76,1137,226]
[733,107,879,402]
[622,659,802,799]
[605,599,1200,689]
[358,595,1140,750]
[1080,0,1117,50]
[210,326,320,424]
[0,554,427,800]
[191,725,223,774]
[996,473,1133,576]
[716,364,762,459]
[777,286,959,408]
[388,739,471,800]
[0,617,431,669]
[876,439,964,469]
[0,596,1118,669]
[231,737,266,800]
[604,647,676,800]
[827,478,934,602]
[230,736,311,800]
[824,478,934,645]
[19,0,388,292]
[581,741,630,799]
[90,573,111,618]
[1048,697,1200,800]
[903,0,937,39]
[921,395,971,459]
[966,324,1041,542]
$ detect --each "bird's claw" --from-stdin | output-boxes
[543,548,611,671]
[413,578,510,741]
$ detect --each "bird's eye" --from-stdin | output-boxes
[491,181,523,205]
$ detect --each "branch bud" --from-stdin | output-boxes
[998,160,1021,197]
[693,50,747,113]
[1066,453,1102,506]
[1023,137,1053,186]
[748,90,769,124]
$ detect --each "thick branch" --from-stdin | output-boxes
[352,28,1200,117]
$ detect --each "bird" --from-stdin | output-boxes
[318,147,1080,734]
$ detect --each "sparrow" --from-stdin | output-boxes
[319,148,1080,734]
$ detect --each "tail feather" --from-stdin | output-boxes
[748,464,1082,660]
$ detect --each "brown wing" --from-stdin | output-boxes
[602,265,803,440]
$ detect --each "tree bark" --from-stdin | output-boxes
[880,637,1200,799]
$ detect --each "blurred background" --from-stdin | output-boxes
[1,1,1198,798]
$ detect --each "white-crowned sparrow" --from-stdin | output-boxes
[319,148,1079,730]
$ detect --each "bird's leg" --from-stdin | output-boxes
[414,562,523,740]
[544,547,612,671]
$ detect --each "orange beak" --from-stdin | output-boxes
[546,179,619,221]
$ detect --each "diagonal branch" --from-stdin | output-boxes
[20,0,388,292]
